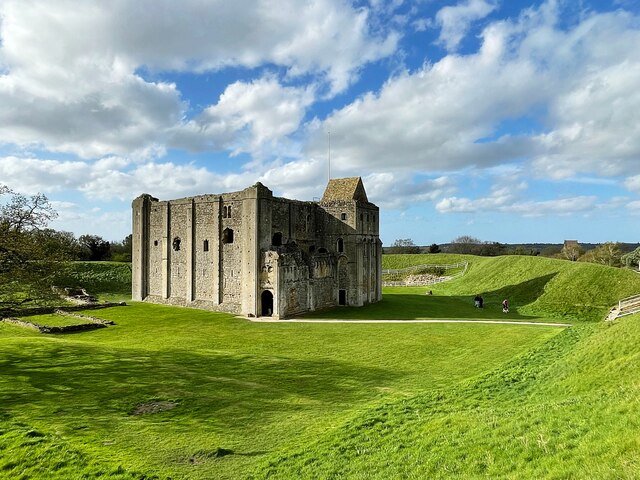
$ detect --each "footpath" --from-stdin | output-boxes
[247,318,571,327]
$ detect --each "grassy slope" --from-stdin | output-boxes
[382,254,640,322]
[4,257,640,478]
[51,261,132,300]
[0,304,557,479]
[253,315,640,479]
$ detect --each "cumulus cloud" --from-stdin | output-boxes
[0,157,92,193]
[437,190,598,216]
[170,77,315,156]
[0,0,397,157]
[435,0,498,51]
[308,2,640,183]
[363,172,456,209]
[625,175,640,194]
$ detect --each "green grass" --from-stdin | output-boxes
[3,255,640,478]
[51,261,132,298]
[380,254,640,322]
[382,253,475,270]
[0,303,559,479]
[254,316,640,479]
[304,286,549,321]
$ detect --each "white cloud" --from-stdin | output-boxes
[627,200,640,213]
[0,0,397,157]
[307,22,543,174]
[170,77,315,156]
[307,3,640,183]
[436,191,598,216]
[625,176,640,194]
[435,0,498,51]
[0,157,92,193]
[363,172,456,209]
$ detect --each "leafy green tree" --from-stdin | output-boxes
[33,228,83,259]
[0,185,60,306]
[448,236,505,256]
[79,234,111,261]
[110,234,132,262]
[428,243,441,253]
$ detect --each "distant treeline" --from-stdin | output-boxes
[383,237,640,268]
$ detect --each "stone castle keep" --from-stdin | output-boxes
[132,177,382,318]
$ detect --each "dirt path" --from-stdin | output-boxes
[247,318,571,327]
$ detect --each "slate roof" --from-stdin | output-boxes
[321,177,369,203]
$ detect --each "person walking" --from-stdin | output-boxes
[502,298,509,313]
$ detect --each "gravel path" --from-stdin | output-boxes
[247,318,571,327]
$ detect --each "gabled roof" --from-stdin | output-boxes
[321,177,369,203]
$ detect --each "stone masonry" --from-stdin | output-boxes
[132,177,382,318]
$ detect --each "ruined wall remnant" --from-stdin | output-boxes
[132,177,382,318]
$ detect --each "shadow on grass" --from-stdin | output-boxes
[303,273,558,321]
[0,340,401,434]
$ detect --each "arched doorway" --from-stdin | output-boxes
[261,290,274,317]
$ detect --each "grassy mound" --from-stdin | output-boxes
[382,253,476,270]
[384,254,640,321]
[51,261,132,299]
[253,315,640,478]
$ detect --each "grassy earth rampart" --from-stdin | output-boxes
[2,256,640,478]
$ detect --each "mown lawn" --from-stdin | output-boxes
[0,302,560,479]
[256,316,640,479]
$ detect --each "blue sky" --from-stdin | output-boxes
[1,0,639,246]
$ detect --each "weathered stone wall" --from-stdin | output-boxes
[276,252,310,317]
[220,191,244,309]
[168,199,190,300]
[193,197,219,303]
[147,201,166,298]
[133,179,382,318]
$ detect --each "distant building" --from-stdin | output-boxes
[132,177,382,318]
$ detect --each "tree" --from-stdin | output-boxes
[0,185,60,306]
[622,247,640,270]
[579,242,622,267]
[33,228,83,260]
[561,241,584,261]
[428,243,441,253]
[79,234,111,261]
[110,234,132,262]
[387,238,420,254]
[447,236,505,256]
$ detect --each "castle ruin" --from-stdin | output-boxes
[132,177,382,318]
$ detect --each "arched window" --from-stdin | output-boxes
[337,238,344,253]
[340,212,347,221]
[172,237,181,251]
[203,239,209,252]
[272,232,283,246]
[318,247,328,254]
[222,228,234,244]
[227,205,232,218]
